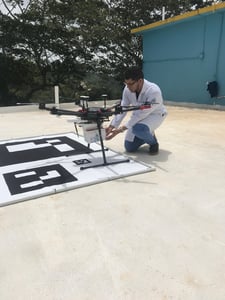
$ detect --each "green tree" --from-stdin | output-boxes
[0,0,224,105]
[0,0,111,104]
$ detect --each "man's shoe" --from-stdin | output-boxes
[149,142,159,155]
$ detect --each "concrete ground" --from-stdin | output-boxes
[0,103,225,300]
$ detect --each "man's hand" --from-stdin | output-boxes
[105,125,117,140]
[106,128,120,140]
[105,125,114,136]
[105,125,126,140]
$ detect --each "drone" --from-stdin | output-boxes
[39,96,153,170]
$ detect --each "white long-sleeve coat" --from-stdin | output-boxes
[110,79,167,142]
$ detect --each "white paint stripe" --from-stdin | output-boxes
[7,142,51,152]
[21,180,43,189]
[15,171,36,178]
[54,144,74,152]
[40,171,60,180]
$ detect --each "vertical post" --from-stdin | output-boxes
[54,85,59,108]
[101,94,108,108]
[162,6,165,21]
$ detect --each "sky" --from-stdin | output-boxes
[0,0,30,14]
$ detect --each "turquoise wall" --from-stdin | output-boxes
[142,12,225,105]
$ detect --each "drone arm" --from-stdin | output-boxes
[108,102,152,129]
[125,106,153,129]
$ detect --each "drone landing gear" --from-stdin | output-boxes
[80,119,130,170]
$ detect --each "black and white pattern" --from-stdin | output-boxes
[0,132,155,206]
[0,134,92,167]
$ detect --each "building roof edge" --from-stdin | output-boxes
[131,2,225,34]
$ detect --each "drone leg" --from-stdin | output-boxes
[74,123,79,137]
[80,119,129,170]
[97,119,107,165]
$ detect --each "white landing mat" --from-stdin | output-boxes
[0,132,155,206]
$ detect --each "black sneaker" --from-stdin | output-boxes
[149,142,159,155]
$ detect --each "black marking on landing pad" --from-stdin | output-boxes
[0,133,154,206]
[0,136,92,167]
[3,164,77,195]
[73,159,91,165]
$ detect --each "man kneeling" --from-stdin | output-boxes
[106,67,167,155]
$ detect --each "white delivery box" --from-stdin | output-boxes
[80,123,106,143]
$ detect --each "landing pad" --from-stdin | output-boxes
[0,132,155,206]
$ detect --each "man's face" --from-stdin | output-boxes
[124,78,142,93]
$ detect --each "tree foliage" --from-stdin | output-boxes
[0,0,224,105]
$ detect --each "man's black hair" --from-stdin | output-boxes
[124,67,144,81]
